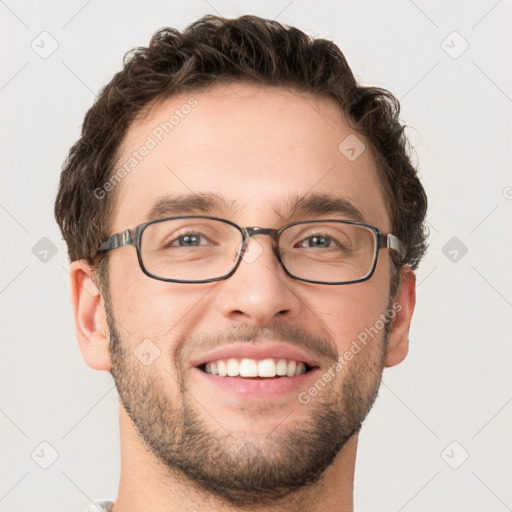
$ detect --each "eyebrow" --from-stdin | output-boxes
[278,193,367,224]
[146,192,367,224]
[147,193,233,220]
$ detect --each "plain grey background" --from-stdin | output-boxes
[1,1,511,511]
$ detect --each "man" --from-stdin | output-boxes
[55,14,427,512]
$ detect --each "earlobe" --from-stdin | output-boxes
[384,267,416,368]
[70,260,112,371]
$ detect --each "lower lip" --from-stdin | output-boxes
[193,367,320,398]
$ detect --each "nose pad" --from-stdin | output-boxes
[235,237,265,265]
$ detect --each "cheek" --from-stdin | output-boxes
[313,278,389,354]
[108,262,208,358]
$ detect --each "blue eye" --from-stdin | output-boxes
[299,235,335,249]
[170,232,210,247]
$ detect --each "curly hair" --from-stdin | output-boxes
[54,14,428,298]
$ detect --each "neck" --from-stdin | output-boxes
[112,406,357,512]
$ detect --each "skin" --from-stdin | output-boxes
[70,83,416,512]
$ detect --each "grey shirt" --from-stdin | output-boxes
[84,500,114,512]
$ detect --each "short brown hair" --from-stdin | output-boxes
[54,14,428,297]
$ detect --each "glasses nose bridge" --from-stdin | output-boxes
[243,226,279,241]
[241,226,280,258]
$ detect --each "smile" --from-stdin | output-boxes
[199,357,314,378]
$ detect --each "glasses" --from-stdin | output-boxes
[95,215,405,285]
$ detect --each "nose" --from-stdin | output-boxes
[216,233,303,326]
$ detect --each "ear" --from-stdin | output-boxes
[69,260,112,371]
[384,266,416,368]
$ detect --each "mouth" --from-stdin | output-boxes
[189,342,323,398]
[196,357,317,378]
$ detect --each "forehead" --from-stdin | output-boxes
[111,83,391,232]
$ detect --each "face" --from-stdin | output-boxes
[87,84,411,506]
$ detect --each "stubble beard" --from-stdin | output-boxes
[106,300,388,508]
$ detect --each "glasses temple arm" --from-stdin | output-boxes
[96,228,135,254]
[378,233,406,260]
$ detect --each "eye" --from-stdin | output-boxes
[169,232,210,247]
[297,234,339,249]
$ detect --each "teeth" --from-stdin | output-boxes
[276,359,288,376]
[227,358,239,377]
[239,358,258,377]
[296,362,306,375]
[258,358,276,377]
[202,358,309,378]
[217,360,227,377]
[286,360,297,377]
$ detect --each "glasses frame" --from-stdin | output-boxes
[94,215,405,285]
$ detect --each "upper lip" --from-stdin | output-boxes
[189,342,321,369]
